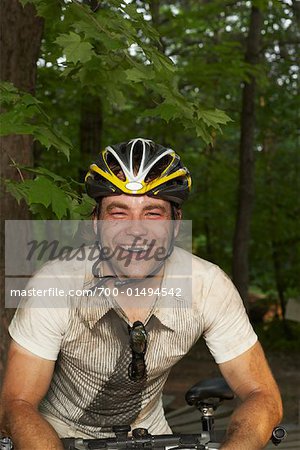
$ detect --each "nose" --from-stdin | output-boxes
[125,220,149,238]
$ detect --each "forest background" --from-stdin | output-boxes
[0,0,299,399]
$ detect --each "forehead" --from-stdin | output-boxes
[101,194,171,211]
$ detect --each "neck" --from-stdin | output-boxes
[102,268,164,324]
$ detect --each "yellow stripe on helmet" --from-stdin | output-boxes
[145,168,191,193]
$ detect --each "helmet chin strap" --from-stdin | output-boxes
[91,207,177,291]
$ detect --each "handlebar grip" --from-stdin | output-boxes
[0,437,13,450]
[271,426,287,446]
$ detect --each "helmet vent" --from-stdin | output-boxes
[106,153,126,181]
[145,154,173,182]
[132,146,143,176]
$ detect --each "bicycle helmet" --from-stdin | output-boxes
[85,138,191,206]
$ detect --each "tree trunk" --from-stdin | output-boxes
[79,94,103,180]
[0,0,43,384]
[232,5,263,308]
[149,1,165,52]
[80,94,103,154]
[271,241,286,317]
[292,0,300,22]
[149,0,160,26]
[79,1,103,181]
[271,240,294,338]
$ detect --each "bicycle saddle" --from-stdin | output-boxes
[185,377,234,406]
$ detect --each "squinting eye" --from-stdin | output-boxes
[111,212,127,217]
[146,212,162,217]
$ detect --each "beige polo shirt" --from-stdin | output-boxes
[9,247,257,438]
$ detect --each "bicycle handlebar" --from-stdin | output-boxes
[61,425,288,450]
[0,425,287,450]
[61,431,212,450]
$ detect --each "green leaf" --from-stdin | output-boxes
[193,121,213,144]
[143,101,182,122]
[28,177,52,208]
[28,177,70,219]
[72,194,95,218]
[29,203,51,219]
[73,20,123,50]
[126,67,152,83]
[123,3,144,21]
[34,127,72,159]
[55,32,93,64]
[5,180,31,204]
[50,184,71,219]
[0,118,37,136]
[0,82,20,104]
[16,166,67,183]
[22,93,42,107]
[0,83,72,158]
[197,109,232,128]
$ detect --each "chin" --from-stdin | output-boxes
[114,262,160,280]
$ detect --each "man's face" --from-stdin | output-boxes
[97,195,180,280]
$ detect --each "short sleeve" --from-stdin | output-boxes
[202,268,257,364]
[8,266,69,361]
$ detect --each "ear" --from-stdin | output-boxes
[176,208,182,220]
[174,208,182,238]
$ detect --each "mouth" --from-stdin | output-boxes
[119,245,151,253]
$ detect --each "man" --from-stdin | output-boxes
[1,138,282,449]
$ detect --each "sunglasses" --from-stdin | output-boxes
[128,321,147,381]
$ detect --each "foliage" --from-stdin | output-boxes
[16,0,231,142]
[2,0,232,219]
[255,320,300,352]
[4,164,94,219]
[2,0,300,318]
[0,82,72,158]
